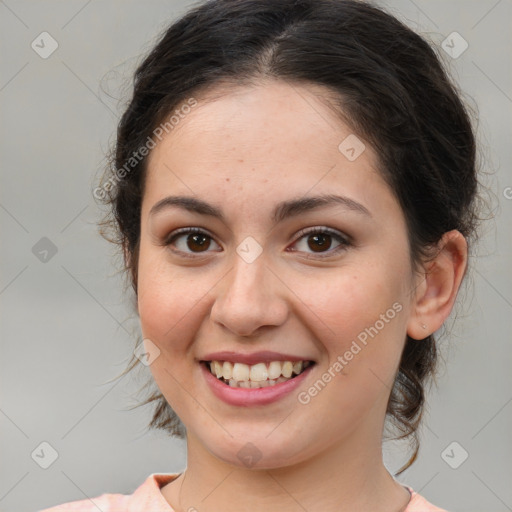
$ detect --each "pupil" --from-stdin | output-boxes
[308,233,330,252]
[188,234,210,252]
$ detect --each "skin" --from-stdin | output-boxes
[135,79,468,512]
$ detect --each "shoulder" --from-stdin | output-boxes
[404,486,451,512]
[38,473,180,512]
[38,491,130,512]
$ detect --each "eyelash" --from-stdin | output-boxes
[163,226,351,259]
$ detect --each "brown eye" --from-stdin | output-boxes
[185,232,211,252]
[306,232,333,252]
[291,227,350,258]
[165,228,220,256]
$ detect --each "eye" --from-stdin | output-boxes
[289,227,351,258]
[164,227,220,257]
[164,226,351,259]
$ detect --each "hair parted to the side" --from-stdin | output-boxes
[96,0,481,475]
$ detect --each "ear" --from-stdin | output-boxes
[407,230,468,340]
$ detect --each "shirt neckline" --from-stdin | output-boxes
[149,474,416,512]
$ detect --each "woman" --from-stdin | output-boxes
[42,0,480,510]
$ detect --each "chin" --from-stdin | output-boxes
[202,430,312,470]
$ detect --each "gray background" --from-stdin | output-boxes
[0,1,510,511]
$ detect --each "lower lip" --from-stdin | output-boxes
[200,362,314,406]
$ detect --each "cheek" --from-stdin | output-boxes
[299,261,410,372]
[136,250,197,352]
[308,268,404,330]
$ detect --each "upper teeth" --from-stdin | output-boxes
[209,360,311,381]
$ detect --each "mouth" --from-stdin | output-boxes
[200,359,316,389]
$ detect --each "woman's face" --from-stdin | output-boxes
[137,80,420,468]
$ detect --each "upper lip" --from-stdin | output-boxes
[199,350,315,365]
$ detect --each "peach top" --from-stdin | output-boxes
[39,473,449,511]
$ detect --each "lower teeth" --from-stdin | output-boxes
[228,377,289,388]
[215,375,302,388]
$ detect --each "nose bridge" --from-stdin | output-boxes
[230,246,267,296]
[210,245,288,336]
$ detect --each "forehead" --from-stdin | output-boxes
[142,80,397,223]
[151,80,359,161]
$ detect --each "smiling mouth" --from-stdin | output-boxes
[201,360,315,388]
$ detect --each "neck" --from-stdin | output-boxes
[162,419,411,512]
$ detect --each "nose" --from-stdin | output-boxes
[209,252,289,338]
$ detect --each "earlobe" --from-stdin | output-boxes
[407,230,468,340]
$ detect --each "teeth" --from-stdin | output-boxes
[222,361,233,380]
[207,359,312,387]
[292,361,303,375]
[232,362,250,381]
[213,361,223,378]
[281,361,293,378]
[268,361,282,379]
[249,362,268,382]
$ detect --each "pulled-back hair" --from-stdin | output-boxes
[97,0,480,474]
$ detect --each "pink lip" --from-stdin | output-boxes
[200,361,315,406]
[200,350,314,365]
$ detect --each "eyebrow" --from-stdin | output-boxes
[149,193,372,223]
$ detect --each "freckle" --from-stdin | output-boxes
[226,178,230,182]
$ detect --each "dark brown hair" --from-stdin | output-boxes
[97,0,480,474]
